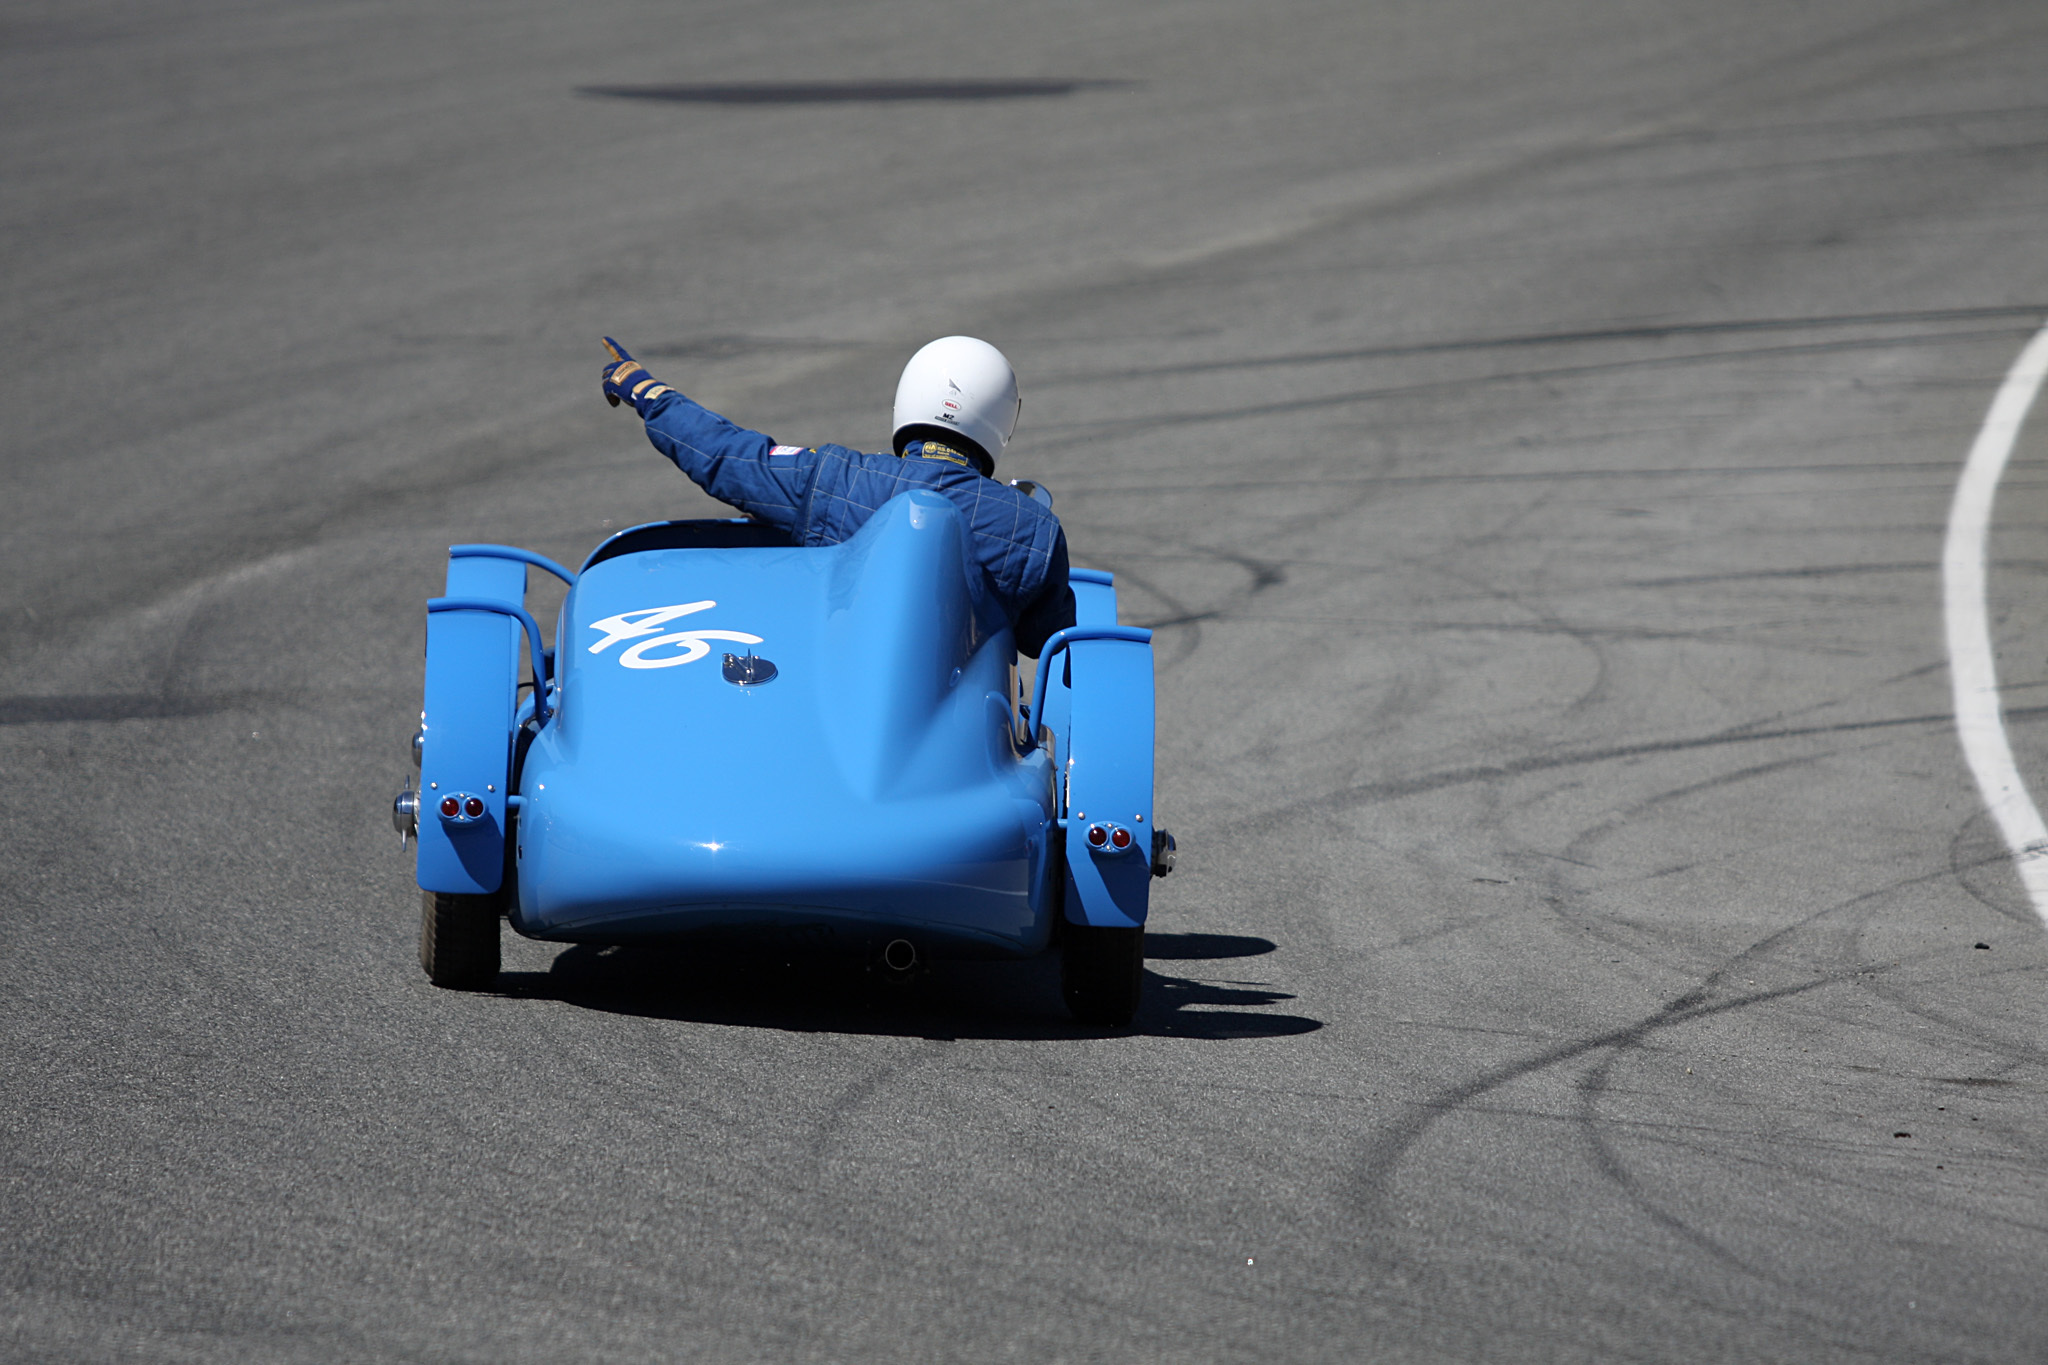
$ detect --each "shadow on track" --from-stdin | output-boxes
[493,930,1319,1042]
[578,79,1136,105]
[0,690,276,724]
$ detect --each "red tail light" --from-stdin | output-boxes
[1087,824,1107,847]
[464,796,485,818]
[1110,827,1132,850]
[439,795,460,818]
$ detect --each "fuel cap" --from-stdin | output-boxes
[722,651,778,687]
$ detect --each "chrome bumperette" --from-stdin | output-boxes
[392,787,419,849]
[1150,828,1176,878]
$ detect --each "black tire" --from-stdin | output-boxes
[1062,924,1144,1027]
[419,889,501,990]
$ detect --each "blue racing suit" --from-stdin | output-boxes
[634,389,1077,657]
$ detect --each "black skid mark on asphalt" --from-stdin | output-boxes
[1073,530,1298,672]
[1219,551,1288,596]
[1038,306,2048,387]
[159,592,257,707]
[1131,544,1287,616]
[1083,559,1207,669]
[1350,977,1839,1218]
[27,403,599,673]
[1832,967,2048,1109]
[1193,615,1877,655]
[1701,849,2048,1129]
[1624,560,1934,589]
[1630,556,2048,593]
[1620,102,2048,147]
[1034,326,2046,440]
[805,1051,945,1168]
[1614,752,1833,824]
[1525,751,1835,962]
[1552,751,1832,872]
[1074,482,1401,734]
[578,79,1136,105]
[1834,865,2048,1075]
[1234,705,2008,836]
[1569,136,2048,197]
[1052,457,1981,498]
[1880,658,1967,687]
[1552,880,1950,1262]
[1573,1050,1758,1275]
[0,692,277,725]
[1349,873,1948,1257]
[1425,545,1614,722]
[1945,805,2043,928]
[1378,908,1520,956]
[1136,608,1224,632]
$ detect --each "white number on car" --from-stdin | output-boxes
[586,602,764,670]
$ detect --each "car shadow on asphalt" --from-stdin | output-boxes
[492,931,1323,1041]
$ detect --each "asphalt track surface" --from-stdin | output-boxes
[8,2,2048,1361]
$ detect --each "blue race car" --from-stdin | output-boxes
[392,489,1174,1025]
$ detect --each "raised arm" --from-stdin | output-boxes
[600,338,814,533]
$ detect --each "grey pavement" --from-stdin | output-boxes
[6,1,2048,1360]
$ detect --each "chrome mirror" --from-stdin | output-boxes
[1007,478,1054,510]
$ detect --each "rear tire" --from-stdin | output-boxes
[1062,924,1144,1027]
[419,889,501,990]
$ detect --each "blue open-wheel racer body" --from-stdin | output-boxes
[397,490,1170,1023]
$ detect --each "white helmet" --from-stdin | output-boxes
[891,336,1020,475]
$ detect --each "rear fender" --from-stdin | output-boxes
[415,550,538,895]
[1070,567,1119,628]
[1054,633,1155,929]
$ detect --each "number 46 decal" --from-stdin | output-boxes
[586,601,762,670]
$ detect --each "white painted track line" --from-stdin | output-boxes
[1944,321,2048,924]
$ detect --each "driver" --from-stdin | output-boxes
[599,335,1076,657]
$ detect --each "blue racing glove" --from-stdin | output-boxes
[601,337,675,412]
